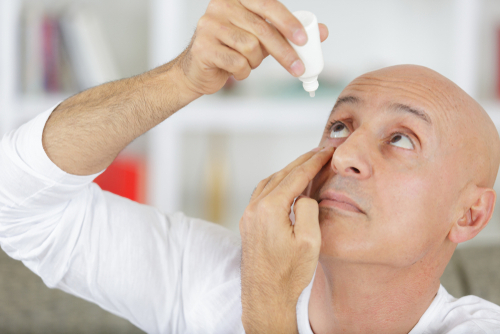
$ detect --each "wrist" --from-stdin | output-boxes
[167,62,204,103]
[134,61,203,120]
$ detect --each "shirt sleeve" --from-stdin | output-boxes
[0,105,213,333]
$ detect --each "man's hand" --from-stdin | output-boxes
[176,0,329,95]
[43,0,328,176]
[240,146,335,333]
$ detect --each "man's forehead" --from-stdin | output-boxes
[343,65,471,120]
[330,93,433,126]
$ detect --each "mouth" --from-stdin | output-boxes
[318,190,364,214]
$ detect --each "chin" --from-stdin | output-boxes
[318,209,367,259]
[317,209,395,265]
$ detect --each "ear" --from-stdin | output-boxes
[448,188,496,244]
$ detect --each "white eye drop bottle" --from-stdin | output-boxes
[288,11,324,97]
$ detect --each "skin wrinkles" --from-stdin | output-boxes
[305,64,500,334]
[350,77,453,126]
[389,103,431,124]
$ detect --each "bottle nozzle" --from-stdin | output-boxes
[301,76,319,97]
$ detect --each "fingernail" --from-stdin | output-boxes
[293,28,307,45]
[311,147,321,152]
[291,59,305,77]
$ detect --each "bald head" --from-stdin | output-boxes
[311,64,500,266]
[350,65,500,189]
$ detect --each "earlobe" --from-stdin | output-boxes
[448,188,496,244]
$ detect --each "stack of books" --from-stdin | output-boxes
[21,5,121,95]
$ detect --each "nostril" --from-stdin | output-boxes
[350,167,360,174]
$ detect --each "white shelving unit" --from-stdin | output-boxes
[2,0,500,242]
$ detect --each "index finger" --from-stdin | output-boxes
[269,146,334,207]
[239,0,307,46]
[228,5,304,76]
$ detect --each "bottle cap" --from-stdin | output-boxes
[301,76,319,97]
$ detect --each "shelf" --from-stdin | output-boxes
[169,95,337,133]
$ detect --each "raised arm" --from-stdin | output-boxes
[42,0,328,176]
[1,0,329,332]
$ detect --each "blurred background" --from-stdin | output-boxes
[2,0,500,332]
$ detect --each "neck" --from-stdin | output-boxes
[308,254,446,334]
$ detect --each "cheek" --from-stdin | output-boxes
[374,172,452,262]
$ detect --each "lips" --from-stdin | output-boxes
[318,190,364,214]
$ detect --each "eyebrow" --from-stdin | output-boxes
[389,103,432,124]
[330,95,432,125]
[331,95,361,114]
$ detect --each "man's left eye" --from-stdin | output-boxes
[389,134,414,149]
[329,122,350,138]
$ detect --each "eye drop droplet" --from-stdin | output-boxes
[287,11,324,98]
[309,91,315,98]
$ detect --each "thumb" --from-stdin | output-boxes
[293,196,321,250]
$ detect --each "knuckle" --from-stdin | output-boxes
[259,0,276,11]
[206,0,221,13]
[246,38,260,54]
[196,15,212,30]
[235,69,251,81]
[257,178,269,190]
[190,38,204,54]
[254,19,272,38]
[298,235,318,251]
[292,164,307,177]
[257,198,273,213]
[218,51,236,67]
[231,30,248,46]
[236,56,248,70]
[265,175,276,188]
[298,237,312,250]
[241,43,254,56]
[273,170,287,182]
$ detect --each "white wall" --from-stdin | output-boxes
[182,0,457,86]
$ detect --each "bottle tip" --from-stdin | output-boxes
[309,91,315,98]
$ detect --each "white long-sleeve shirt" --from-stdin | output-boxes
[1,105,500,334]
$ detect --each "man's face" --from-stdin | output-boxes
[309,68,467,267]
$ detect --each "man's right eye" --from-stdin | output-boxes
[330,122,350,138]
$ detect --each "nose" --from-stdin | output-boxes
[330,130,372,179]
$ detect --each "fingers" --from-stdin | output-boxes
[239,0,307,46]
[293,196,320,247]
[259,22,328,59]
[319,23,329,42]
[228,4,305,77]
[209,44,252,80]
[203,17,265,69]
[250,149,320,202]
[270,146,334,207]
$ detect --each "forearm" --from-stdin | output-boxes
[42,60,201,176]
[242,295,299,334]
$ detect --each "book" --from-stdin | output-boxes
[59,6,121,90]
[21,4,121,94]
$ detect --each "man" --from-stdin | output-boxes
[1,0,500,333]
